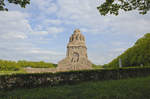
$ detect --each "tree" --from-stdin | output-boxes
[0,0,30,11]
[97,0,150,15]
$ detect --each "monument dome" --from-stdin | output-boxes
[57,29,92,71]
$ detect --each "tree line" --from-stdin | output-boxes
[0,59,57,71]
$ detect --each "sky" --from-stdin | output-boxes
[0,0,150,65]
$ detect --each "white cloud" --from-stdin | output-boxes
[0,45,64,63]
[32,31,49,35]
[0,10,64,63]
[0,11,31,40]
[43,19,62,25]
[46,27,64,35]
[32,0,58,14]
[46,3,58,13]
[57,0,150,36]
[0,32,27,39]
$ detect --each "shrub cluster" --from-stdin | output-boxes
[0,67,150,90]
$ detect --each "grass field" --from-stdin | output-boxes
[0,76,150,99]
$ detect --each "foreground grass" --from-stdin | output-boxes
[0,76,150,99]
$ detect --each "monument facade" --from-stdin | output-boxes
[57,29,92,71]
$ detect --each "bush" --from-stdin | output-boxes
[0,60,20,71]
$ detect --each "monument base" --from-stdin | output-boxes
[57,57,92,72]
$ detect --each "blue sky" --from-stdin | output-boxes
[0,0,150,65]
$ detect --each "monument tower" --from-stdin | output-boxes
[57,29,92,71]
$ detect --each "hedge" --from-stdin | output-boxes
[0,67,150,90]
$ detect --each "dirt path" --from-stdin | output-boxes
[24,67,57,73]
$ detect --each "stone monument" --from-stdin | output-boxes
[57,29,92,71]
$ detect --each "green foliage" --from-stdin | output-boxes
[0,70,26,75]
[0,67,150,90]
[0,0,30,11]
[17,60,57,68]
[108,33,150,68]
[97,0,150,15]
[0,59,57,71]
[1,76,150,99]
[0,60,20,71]
[92,64,103,69]
[102,64,110,69]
